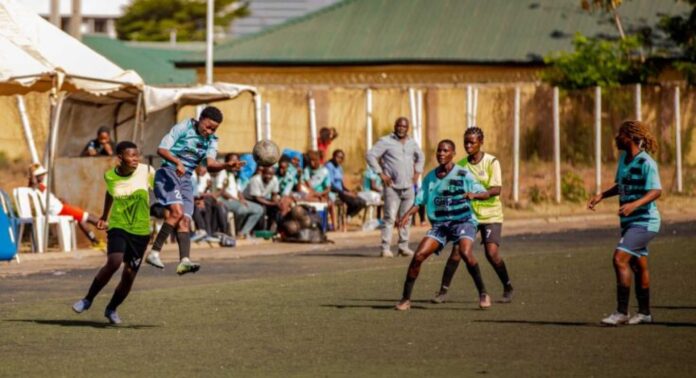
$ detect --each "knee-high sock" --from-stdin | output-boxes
[402,276,416,301]
[465,263,487,295]
[177,232,191,260]
[617,285,630,315]
[152,223,175,252]
[636,287,650,315]
[492,260,512,288]
[439,258,460,292]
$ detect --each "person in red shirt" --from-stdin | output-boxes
[317,127,338,163]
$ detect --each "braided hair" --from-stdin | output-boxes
[619,120,657,154]
[464,126,484,142]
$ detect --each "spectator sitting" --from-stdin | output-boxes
[359,165,384,207]
[317,127,338,163]
[214,153,264,239]
[301,150,336,229]
[29,164,106,250]
[81,126,115,157]
[325,149,366,218]
[192,165,229,242]
[277,156,299,197]
[244,166,293,232]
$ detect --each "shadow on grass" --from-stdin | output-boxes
[6,319,159,329]
[303,253,375,258]
[321,304,480,311]
[346,298,476,304]
[475,319,696,328]
[651,305,696,310]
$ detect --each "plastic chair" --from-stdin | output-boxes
[12,187,75,253]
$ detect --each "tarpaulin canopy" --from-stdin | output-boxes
[0,0,143,98]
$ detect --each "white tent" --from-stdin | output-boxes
[0,0,257,251]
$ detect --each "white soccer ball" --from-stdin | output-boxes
[252,139,280,167]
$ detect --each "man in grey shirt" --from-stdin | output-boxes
[366,117,425,257]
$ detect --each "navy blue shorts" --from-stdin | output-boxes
[154,166,194,217]
[617,226,657,257]
[426,220,477,254]
[478,223,502,245]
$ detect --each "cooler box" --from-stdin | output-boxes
[298,202,328,233]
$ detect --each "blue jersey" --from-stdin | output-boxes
[415,165,486,224]
[158,119,218,174]
[615,151,661,232]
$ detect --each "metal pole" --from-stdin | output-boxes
[205,0,214,85]
[43,92,65,253]
[513,87,520,203]
[366,89,373,150]
[253,94,262,142]
[17,95,40,165]
[50,0,61,28]
[309,94,318,150]
[675,86,683,193]
[264,102,271,140]
[416,90,424,149]
[69,0,81,40]
[594,86,602,194]
[466,85,472,128]
[553,87,561,203]
[408,88,417,132]
[634,83,641,121]
[472,87,478,127]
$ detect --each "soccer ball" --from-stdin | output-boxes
[282,219,301,236]
[290,205,308,221]
[252,139,280,167]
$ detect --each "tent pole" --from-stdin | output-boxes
[43,91,65,253]
[264,102,271,140]
[16,95,40,165]
[253,94,262,142]
[308,92,318,151]
[133,92,143,143]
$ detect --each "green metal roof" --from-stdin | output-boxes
[178,0,691,66]
[83,35,199,85]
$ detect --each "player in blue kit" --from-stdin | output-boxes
[394,140,491,311]
[145,106,243,275]
[588,120,661,325]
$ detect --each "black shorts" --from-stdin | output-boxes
[107,228,150,271]
[478,223,502,245]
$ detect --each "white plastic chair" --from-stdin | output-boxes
[12,187,75,253]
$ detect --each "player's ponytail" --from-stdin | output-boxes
[619,120,657,155]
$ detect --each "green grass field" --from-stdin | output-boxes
[1,223,695,377]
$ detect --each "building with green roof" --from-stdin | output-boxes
[84,34,201,85]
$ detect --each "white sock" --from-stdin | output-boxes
[181,257,190,263]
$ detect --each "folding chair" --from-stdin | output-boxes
[12,187,75,253]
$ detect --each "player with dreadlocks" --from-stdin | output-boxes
[431,126,513,307]
[588,120,661,326]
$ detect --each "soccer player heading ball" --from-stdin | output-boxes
[394,139,491,311]
[588,120,661,326]
[146,106,244,275]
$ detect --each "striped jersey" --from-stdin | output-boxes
[458,153,503,223]
[615,151,661,232]
[415,165,486,224]
[158,119,218,174]
[104,164,154,236]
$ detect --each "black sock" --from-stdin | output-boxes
[402,276,416,301]
[177,232,191,260]
[617,285,630,315]
[85,276,106,302]
[493,260,512,289]
[465,263,487,295]
[87,231,97,243]
[152,223,175,251]
[636,287,650,315]
[440,258,460,293]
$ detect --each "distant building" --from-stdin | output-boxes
[22,0,132,38]
[230,0,338,38]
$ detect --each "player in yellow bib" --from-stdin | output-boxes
[432,127,514,305]
[72,141,154,324]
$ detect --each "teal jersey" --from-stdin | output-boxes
[363,167,383,192]
[277,164,298,196]
[303,166,331,192]
[159,118,218,174]
[615,151,661,232]
[415,165,486,224]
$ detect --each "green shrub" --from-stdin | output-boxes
[528,185,548,204]
[562,171,587,202]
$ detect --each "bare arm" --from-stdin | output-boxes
[487,186,501,197]
[396,205,420,228]
[157,147,186,176]
[587,184,619,211]
[619,189,661,217]
[97,191,113,230]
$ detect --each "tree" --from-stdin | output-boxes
[541,33,651,89]
[659,0,696,84]
[116,0,249,42]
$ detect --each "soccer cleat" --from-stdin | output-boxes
[479,293,492,309]
[72,299,91,313]
[176,260,201,275]
[91,240,107,253]
[203,235,220,244]
[104,309,122,325]
[601,312,629,326]
[628,313,653,325]
[398,248,414,257]
[145,251,165,269]
[190,230,208,243]
[500,286,514,304]
[380,250,394,258]
[394,300,411,311]
[431,291,448,304]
